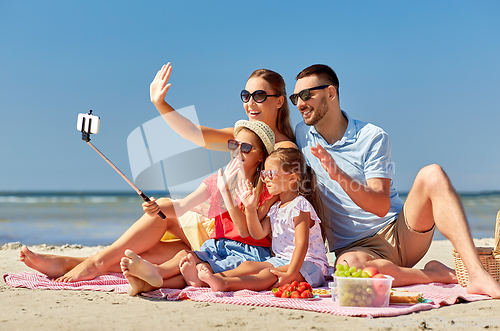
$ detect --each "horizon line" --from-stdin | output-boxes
[1,190,500,197]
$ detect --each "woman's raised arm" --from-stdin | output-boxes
[150,63,234,151]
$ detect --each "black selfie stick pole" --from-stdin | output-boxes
[81,113,166,220]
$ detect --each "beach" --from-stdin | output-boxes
[2,239,500,330]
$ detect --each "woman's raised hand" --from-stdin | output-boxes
[235,179,257,208]
[150,63,173,105]
[142,197,160,217]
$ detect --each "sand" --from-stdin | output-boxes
[1,239,500,331]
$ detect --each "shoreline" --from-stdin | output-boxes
[1,239,499,330]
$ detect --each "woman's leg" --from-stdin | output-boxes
[20,198,192,282]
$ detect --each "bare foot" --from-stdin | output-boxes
[179,253,205,287]
[466,267,500,299]
[54,256,106,283]
[19,245,84,279]
[423,260,458,283]
[198,264,225,292]
[119,249,163,288]
[122,271,156,296]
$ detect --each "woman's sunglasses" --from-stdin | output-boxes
[289,85,330,106]
[260,169,291,182]
[241,90,280,103]
[227,139,260,154]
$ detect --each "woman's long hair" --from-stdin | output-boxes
[248,69,296,144]
[267,148,329,240]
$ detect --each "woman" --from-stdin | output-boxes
[20,64,295,282]
[151,63,297,149]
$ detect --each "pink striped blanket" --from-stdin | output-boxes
[3,272,491,317]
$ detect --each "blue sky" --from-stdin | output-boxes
[1,1,499,194]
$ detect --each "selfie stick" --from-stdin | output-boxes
[79,111,166,220]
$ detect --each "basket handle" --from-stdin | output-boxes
[494,211,500,253]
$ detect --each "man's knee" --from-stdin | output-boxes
[415,164,451,193]
[335,250,374,269]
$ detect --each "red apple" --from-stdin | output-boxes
[362,266,380,277]
[372,274,390,296]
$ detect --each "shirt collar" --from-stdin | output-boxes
[310,110,357,147]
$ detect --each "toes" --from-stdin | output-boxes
[124,249,139,260]
[187,253,196,263]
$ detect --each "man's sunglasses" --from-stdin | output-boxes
[241,90,280,103]
[227,139,260,154]
[289,85,330,106]
[260,169,291,182]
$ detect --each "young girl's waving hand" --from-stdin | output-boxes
[198,148,329,291]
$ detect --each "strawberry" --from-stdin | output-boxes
[301,290,313,298]
[281,291,291,298]
[291,291,301,299]
[297,285,306,293]
[274,290,283,298]
[299,282,312,291]
[290,281,299,289]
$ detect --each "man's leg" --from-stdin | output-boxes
[336,249,456,287]
[402,164,500,297]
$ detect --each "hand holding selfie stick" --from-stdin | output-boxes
[77,110,166,220]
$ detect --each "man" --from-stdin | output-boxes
[293,64,500,298]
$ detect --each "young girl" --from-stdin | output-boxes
[120,120,279,295]
[197,148,330,292]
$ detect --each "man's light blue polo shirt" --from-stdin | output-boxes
[295,111,403,251]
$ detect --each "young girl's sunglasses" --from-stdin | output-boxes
[289,85,330,106]
[241,90,280,103]
[260,169,291,182]
[227,139,260,154]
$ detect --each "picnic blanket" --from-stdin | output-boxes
[3,271,491,317]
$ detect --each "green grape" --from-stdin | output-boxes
[335,264,343,271]
[352,271,361,277]
[344,271,351,277]
[365,297,372,306]
[349,266,357,274]
[361,271,370,278]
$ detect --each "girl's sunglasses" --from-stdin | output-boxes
[260,169,291,182]
[241,90,280,103]
[227,139,260,154]
[289,85,330,106]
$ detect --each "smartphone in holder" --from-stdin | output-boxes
[76,110,166,220]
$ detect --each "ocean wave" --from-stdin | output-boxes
[0,196,124,204]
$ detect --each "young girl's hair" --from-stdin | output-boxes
[233,120,275,210]
[267,148,329,239]
[237,127,268,208]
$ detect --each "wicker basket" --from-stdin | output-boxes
[452,211,500,287]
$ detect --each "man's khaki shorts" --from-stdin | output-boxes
[334,206,435,268]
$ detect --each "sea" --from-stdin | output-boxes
[1,191,499,246]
